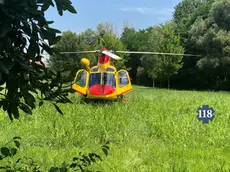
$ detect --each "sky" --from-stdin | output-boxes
[45,0,182,34]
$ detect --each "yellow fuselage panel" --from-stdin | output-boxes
[87,93,117,100]
[98,61,110,72]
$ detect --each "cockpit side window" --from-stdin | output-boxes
[118,71,129,87]
[76,71,87,87]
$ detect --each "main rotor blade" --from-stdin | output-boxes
[60,50,98,54]
[115,51,201,57]
[102,50,122,60]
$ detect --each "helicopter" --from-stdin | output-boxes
[60,48,200,101]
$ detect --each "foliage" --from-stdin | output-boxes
[157,23,184,80]
[0,137,21,161]
[49,142,109,172]
[95,23,126,70]
[120,27,151,83]
[49,22,126,77]
[168,0,230,90]
[0,137,41,171]
[173,0,203,46]
[0,0,77,119]
[0,137,109,172]
[49,29,98,80]
[138,23,184,88]
[188,0,230,88]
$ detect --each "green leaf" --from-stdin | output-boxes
[28,41,40,58]
[13,137,21,140]
[11,104,19,119]
[88,153,96,163]
[52,103,63,115]
[24,93,36,109]
[73,157,78,161]
[102,147,108,156]
[14,140,20,148]
[70,163,77,168]
[28,9,43,15]
[82,155,91,165]
[50,36,62,45]
[3,37,11,50]
[47,21,54,24]
[39,101,44,107]
[18,60,33,71]
[42,1,50,11]
[1,147,10,157]
[19,104,32,115]
[0,155,3,160]
[49,167,60,172]
[10,148,17,156]
[0,22,11,38]
[0,63,9,75]
[4,59,14,71]
[102,145,110,150]
[42,43,53,55]
[66,5,77,14]
[54,1,63,16]
[3,101,8,111]
[47,27,61,34]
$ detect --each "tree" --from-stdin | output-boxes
[120,27,151,84]
[49,23,126,75]
[48,31,79,79]
[212,0,230,31]
[140,23,184,89]
[158,23,184,89]
[96,22,126,70]
[0,0,76,120]
[138,27,161,88]
[173,0,204,47]
[49,29,97,80]
[172,0,216,90]
[189,0,230,88]
[140,55,159,88]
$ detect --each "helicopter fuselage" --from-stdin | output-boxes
[72,51,132,100]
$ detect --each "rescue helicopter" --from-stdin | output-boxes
[60,48,200,101]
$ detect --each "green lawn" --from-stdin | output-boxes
[1,86,230,171]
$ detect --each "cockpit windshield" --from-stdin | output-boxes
[89,73,116,88]
[89,73,101,88]
[102,73,116,88]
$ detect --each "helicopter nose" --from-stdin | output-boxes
[89,84,115,96]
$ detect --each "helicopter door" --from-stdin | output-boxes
[116,70,132,96]
[72,69,89,95]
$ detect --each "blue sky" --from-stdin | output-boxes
[45,0,182,34]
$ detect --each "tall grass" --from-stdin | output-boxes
[0,86,230,171]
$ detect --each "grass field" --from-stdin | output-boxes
[1,86,230,171]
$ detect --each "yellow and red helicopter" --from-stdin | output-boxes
[60,48,200,101]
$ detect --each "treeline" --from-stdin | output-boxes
[49,0,230,90]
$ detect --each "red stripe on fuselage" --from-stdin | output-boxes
[89,84,115,96]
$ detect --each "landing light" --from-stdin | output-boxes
[81,58,90,67]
